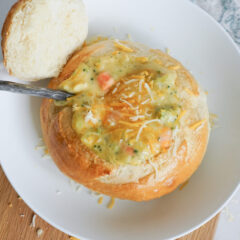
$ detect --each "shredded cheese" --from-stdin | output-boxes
[119,121,143,127]
[112,50,120,55]
[107,197,115,209]
[139,79,144,92]
[154,59,163,65]
[190,119,206,130]
[126,129,133,133]
[136,119,162,141]
[112,87,118,94]
[185,88,194,96]
[141,98,150,105]
[178,110,186,120]
[128,92,136,98]
[85,110,98,124]
[130,115,145,121]
[114,41,134,53]
[135,57,148,63]
[144,83,154,102]
[30,214,36,228]
[168,65,180,70]
[125,79,138,84]
[121,93,128,98]
[69,237,80,240]
[36,228,43,237]
[72,104,80,112]
[98,196,103,204]
[120,98,136,109]
[148,158,159,179]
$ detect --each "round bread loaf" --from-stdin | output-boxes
[41,39,209,201]
[1,0,88,81]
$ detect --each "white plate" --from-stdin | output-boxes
[0,0,240,239]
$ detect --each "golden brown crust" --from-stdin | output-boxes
[41,41,209,201]
[1,0,29,72]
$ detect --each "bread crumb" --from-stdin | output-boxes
[20,214,25,217]
[17,196,22,200]
[98,196,103,204]
[36,228,43,237]
[30,214,36,228]
[107,197,115,209]
[8,202,13,208]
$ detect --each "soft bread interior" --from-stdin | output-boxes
[2,0,88,81]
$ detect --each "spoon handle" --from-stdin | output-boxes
[0,80,73,100]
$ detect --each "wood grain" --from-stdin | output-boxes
[0,166,219,240]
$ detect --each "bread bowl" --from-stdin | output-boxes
[1,0,88,81]
[41,39,209,201]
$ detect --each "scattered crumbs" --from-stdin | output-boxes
[222,206,235,222]
[98,196,103,204]
[56,190,62,195]
[36,228,43,237]
[69,236,80,240]
[107,197,115,209]
[165,48,170,54]
[20,214,25,218]
[30,214,36,228]
[35,138,50,158]
[8,202,13,208]
[69,179,82,192]
[204,90,208,95]
[179,180,189,190]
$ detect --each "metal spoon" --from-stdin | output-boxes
[0,80,74,100]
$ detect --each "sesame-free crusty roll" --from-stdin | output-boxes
[41,39,209,201]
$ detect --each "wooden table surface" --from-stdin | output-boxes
[0,167,220,240]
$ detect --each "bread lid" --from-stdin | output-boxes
[1,0,88,81]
